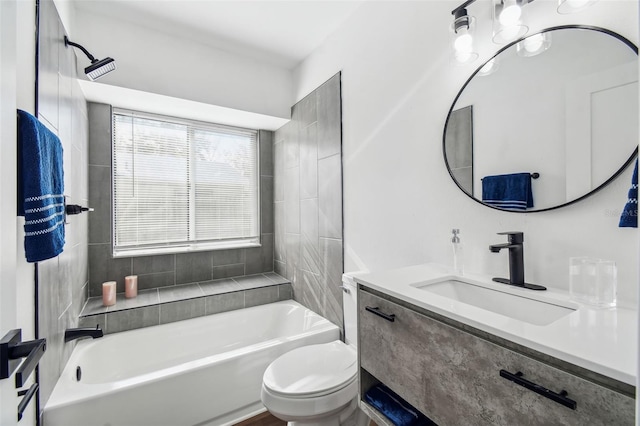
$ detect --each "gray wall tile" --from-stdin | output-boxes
[274,260,286,277]
[293,92,317,128]
[259,130,274,177]
[37,0,59,130]
[285,121,300,170]
[245,286,279,308]
[160,299,206,324]
[105,306,160,333]
[137,271,175,290]
[89,243,132,296]
[284,233,301,287]
[273,72,343,330]
[318,154,343,239]
[284,167,300,234]
[88,165,111,244]
[213,263,245,279]
[133,254,176,275]
[244,233,273,274]
[317,74,342,160]
[205,292,244,315]
[176,252,213,284]
[274,141,285,202]
[278,283,293,300]
[300,123,318,200]
[274,202,285,262]
[300,198,320,274]
[87,103,112,166]
[261,177,274,234]
[212,249,244,267]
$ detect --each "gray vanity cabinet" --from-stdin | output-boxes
[358,288,635,426]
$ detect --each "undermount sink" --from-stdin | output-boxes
[414,279,576,326]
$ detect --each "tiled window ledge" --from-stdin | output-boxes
[79,273,291,334]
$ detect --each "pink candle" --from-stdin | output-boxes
[102,281,116,306]
[125,275,138,299]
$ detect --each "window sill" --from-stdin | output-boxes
[112,240,261,258]
[79,272,291,333]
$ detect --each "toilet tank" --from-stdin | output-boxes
[342,274,359,347]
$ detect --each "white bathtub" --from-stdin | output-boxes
[43,300,340,426]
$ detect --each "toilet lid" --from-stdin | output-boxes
[263,341,357,398]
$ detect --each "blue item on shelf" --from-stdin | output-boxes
[619,159,638,228]
[17,109,65,262]
[482,172,534,210]
[364,384,435,426]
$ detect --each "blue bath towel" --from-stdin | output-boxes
[364,384,435,426]
[482,173,534,210]
[17,109,65,262]
[619,159,638,228]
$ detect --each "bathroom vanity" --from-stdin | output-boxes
[354,264,636,426]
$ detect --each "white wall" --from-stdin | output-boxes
[293,0,639,305]
[72,8,293,119]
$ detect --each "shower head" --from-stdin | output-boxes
[84,57,116,81]
[64,36,117,81]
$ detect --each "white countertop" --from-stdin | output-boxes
[352,263,637,386]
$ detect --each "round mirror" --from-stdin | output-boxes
[443,26,638,212]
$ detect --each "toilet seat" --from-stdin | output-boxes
[262,341,357,399]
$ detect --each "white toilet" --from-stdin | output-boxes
[261,274,368,426]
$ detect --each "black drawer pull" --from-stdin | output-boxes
[365,306,395,322]
[500,369,577,410]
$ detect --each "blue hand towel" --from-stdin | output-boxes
[17,109,65,262]
[364,384,435,426]
[482,172,534,210]
[619,159,638,228]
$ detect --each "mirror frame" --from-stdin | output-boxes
[443,25,639,213]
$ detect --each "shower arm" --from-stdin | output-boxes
[64,36,97,63]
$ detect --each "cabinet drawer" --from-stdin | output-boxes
[359,289,634,426]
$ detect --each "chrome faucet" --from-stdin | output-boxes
[64,325,104,343]
[489,232,546,291]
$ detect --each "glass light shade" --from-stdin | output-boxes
[477,57,500,76]
[492,0,528,44]
[516,32,552,57]
[557,0,598,14]
[451,13,478,64]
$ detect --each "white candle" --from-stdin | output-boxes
[125,275,138,299]
[102,281,116,306]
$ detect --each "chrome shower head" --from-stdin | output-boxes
[64,36,117,81]
[85,57,117,81]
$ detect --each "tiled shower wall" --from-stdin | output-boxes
[36,0,89,407]
[274,73,344,329]
[87,103,275,296]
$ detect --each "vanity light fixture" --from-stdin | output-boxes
[64,36,116,81]
[451,6,479,64]
[516,32,552,57]
[492,0,530,44]
[557,0,599,14]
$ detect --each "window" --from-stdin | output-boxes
[112,109,260,257]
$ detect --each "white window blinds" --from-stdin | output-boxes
[112,109,259,256]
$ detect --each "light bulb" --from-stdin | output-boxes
[523,33,544,52]
[499,2,521,26]
[455,32,473,52]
